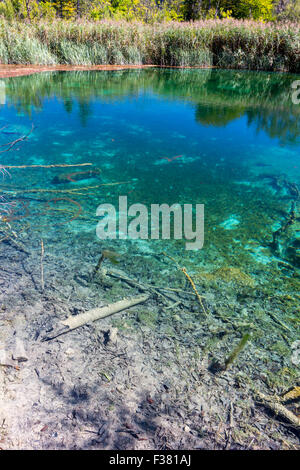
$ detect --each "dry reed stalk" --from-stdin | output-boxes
[181,267,207,317]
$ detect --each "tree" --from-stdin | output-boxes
[275,0,289,14]
[25,0,31,19]
[275,0,300,20]
[53,0,77,18]
[234,0,274,20]
[182,0,203,20]
[181,0,275,21]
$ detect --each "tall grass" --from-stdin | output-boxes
[0,19,299,72]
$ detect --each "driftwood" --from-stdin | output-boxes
[254,390,300,429]
[43,294,150,341]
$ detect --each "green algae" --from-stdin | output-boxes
[137,310,158,327]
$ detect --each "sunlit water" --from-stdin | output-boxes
[0,68,299,300]
[1,68,300,449]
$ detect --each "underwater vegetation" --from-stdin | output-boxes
[209,333,251,373]
[195,267,256,288]
[224,333,251,371]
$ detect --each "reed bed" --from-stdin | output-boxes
[0,19,299,72]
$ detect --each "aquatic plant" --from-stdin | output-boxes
[224,333,251,370]
[209,333,251,373]
[92,249,120,278]
[0,19,299,72]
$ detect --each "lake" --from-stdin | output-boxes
[0,68,299,449]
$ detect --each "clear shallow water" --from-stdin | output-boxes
[0,68,299,290]
[1,70,300,450]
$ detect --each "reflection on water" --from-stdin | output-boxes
[3,68,300,143]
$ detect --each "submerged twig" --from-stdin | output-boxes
[181,267,207,317]
[267,311,291,332]
[40,239,44,292]
[0,124,34,154]
[5,163,93,169]
[0,181,132,194]
[161,252,207,316]
[106,269,184,306]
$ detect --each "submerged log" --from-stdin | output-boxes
[43,294,150,341]
[254,390,300,429]
[52,168,101,184]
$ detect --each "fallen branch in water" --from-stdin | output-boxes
[43,294,150,341]
[106,269,187,307]
[0,181,132,194]
[0,124,34,154]
[4,163,93,169]
[254,390,300,430]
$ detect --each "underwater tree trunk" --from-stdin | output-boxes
[43,294,150,340]
[25,0,31,21]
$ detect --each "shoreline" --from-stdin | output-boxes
[0,64,216,79]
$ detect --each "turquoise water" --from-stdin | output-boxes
[1,69,299,272]
[0,68,300,449]
[0,70,300,323]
